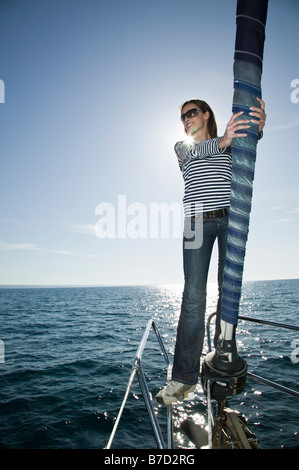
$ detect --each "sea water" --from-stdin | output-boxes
[0,279,298,449]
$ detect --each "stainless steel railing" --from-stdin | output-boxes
[105,319,173,449]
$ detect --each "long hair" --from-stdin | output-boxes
[180,99,218,138]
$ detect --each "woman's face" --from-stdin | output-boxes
[181,103,209,137]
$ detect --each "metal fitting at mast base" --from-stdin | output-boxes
[201,338,247,401]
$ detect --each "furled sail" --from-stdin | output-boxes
[221,0,269,326]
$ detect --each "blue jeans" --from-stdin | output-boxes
[172,216,228,385]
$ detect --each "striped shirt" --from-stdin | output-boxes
[175,137,231,217]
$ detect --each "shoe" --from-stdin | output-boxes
[155,380,196,405]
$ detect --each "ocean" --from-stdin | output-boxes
[0,279,298,450]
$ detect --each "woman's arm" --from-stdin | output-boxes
[175,137,227,164]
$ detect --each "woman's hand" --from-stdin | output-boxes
[219,112,250,149]
[250,97,266,134]
[219,98,266,149]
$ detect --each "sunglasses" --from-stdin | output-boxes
[181,108,203,122]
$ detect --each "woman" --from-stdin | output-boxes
[156,98,266,405]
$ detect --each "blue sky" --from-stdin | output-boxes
[0,0,298,286]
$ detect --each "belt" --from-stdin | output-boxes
[203,208,229,218]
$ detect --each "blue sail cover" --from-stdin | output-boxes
[221,0,269,325]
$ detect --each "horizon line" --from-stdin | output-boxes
[0,278,298,289]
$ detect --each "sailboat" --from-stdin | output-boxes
[105,0,299,450]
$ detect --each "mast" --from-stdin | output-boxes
[202,0,269,402]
